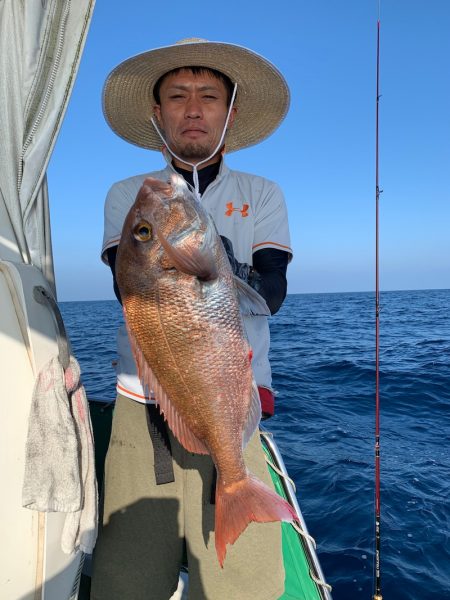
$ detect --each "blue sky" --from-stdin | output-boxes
[48,1,450,301]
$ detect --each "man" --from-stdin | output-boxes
[91,38,292,600]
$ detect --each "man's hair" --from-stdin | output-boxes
[153,66,234,106]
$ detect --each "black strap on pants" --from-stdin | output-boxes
[145,404,217,502]
[210,467,217,504]
[146,404,175,484]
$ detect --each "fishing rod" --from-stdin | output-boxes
[373,3,382,600]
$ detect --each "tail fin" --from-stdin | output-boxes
[214,473,298,567]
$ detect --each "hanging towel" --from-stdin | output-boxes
[22,356,98,554]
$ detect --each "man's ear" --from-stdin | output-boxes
[153,104,162,123]
[227,106,238,130]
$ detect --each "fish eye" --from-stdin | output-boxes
[134,221,152,242]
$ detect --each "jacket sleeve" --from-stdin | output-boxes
[106,245,122,304]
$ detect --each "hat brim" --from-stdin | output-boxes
[102,40,290,152]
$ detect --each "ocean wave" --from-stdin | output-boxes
[60,290,450,600]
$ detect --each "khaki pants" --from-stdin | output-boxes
[91,395,284,600]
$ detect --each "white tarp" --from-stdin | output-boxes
[0,0,95,295]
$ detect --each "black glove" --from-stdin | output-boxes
[220,236,263,294]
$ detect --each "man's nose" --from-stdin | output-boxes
[184,96,202,118]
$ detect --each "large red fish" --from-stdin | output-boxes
[116,174,297,566]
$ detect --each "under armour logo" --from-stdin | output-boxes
[225,202,249,217]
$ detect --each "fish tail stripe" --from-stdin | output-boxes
[214,473,298,567]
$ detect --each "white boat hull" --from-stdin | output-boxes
[0,261,83,600]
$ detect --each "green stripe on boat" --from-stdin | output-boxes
[262,437,324,600]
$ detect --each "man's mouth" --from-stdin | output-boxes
[182,127,207,136]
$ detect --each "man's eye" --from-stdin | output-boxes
[133,221,152,241]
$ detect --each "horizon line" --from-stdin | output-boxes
[58,287,450,303]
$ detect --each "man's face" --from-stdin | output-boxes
[153,69,236,168]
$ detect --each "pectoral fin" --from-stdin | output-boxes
[234,277,271,316]
[242,379,262,447]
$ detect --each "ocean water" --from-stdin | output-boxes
[60,289,450,600]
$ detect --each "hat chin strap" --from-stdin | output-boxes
[150,83,237,198]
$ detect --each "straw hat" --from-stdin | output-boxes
[102,38,290,153]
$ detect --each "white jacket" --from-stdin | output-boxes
[101,159,292,403]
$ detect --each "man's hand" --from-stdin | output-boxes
[220,236,262,287]
[219,236,289,315]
